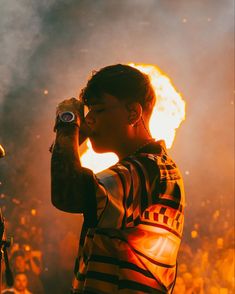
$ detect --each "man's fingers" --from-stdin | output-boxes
[56,97,84,118]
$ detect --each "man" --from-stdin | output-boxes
[11,250,44,294]
[2,272,31,294]
[51,64,185,293]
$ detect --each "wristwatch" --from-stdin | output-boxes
[54,111,79,131]
[58,111,76,123]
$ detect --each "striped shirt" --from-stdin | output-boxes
[73,140,185,294]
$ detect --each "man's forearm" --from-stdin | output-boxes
[51,126,85,213]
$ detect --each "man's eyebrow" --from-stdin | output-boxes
[88,101,105,106]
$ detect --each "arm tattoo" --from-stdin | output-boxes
[51,139,84,212]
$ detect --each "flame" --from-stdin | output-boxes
[81,63,185,173]
[131,63,185,148]
[80,140,118,173]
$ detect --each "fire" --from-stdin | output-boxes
[80,140,118,173]
[131,63,185,148]
[81,63,185,173]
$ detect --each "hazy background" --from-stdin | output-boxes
[0,0,234,290]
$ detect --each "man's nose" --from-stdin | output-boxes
[85,111,95,126]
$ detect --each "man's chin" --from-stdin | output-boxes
[90,140,108,154]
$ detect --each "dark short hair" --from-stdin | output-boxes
[15,272,28,278]
[11,250,25,261]
[80,64,156,116]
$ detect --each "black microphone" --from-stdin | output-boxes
[0,144,5,158]
[0,208,4,242]
[4,244,14,287]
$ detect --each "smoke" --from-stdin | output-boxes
[0,1,233,288]
[0,0,233,201]
[0,0,57,106]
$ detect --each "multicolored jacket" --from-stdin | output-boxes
[72,140,185,294]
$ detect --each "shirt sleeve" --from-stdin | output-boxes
[94,164,131,229]
[84,152,185,234]
[79,164,132,228]
[93,155,160,229]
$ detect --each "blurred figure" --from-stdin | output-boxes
[215,248,235,290]
[182,272,194,294]
[192,277,204,294]
[191,266,204,293]
[208,286,220,294]
[178,263,188,276]
[2,272,31,294]
[174,276,186,293]
[11,250,44,294]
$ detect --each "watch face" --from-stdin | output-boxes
[59,111,75,122]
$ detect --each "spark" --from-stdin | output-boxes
[31,209,37,216]
[191,230,198,239]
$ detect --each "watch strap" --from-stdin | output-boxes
[53,111,79,132]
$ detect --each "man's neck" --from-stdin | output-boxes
[117,135,154,160]
[115,117,153,159]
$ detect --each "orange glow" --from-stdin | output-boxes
[31,209,37,216]
[81,63,186,173]
[130,63,185,148]
[216,238,224,249]
[24,245,31,251]
[81,140,118,173]
[20,216,26,225]
[191,230,198,239]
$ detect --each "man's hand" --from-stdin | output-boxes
[55,97,91,145]
[56,97,84,127]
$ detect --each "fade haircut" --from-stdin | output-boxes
[80,64,156,117]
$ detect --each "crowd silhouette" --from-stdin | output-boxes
[0,191,234,293]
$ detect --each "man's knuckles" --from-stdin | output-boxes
[56,98,83,116]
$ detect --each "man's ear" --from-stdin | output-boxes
[126,102,142,125]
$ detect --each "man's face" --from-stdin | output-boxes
[14,273,28,291]
[14,256,26,272]
[85,94,129,154]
